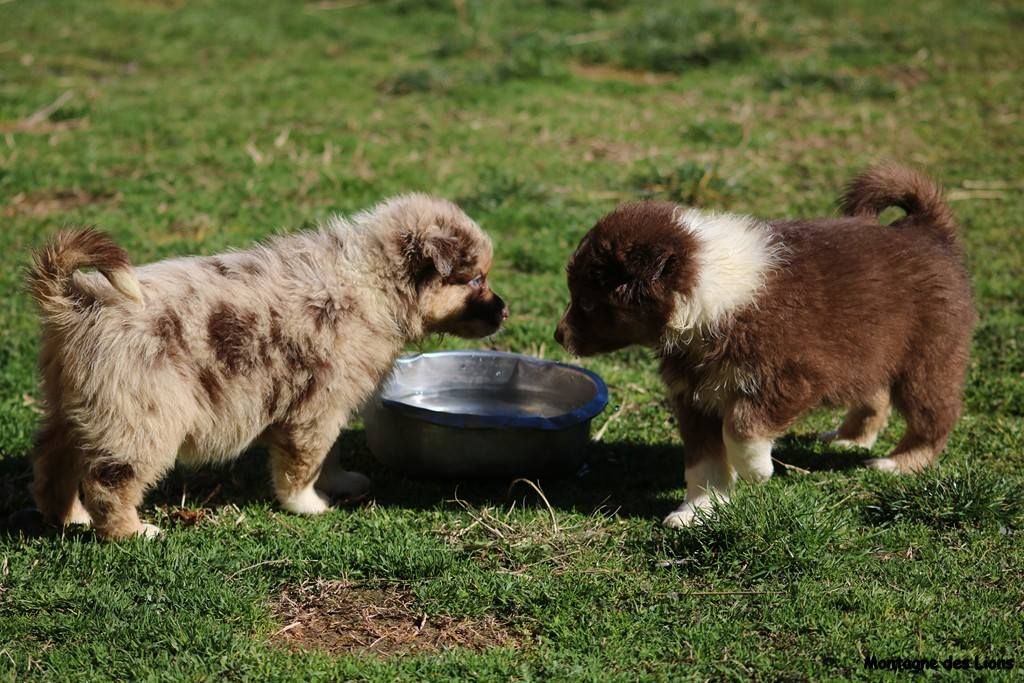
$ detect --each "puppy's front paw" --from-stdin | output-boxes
[864,457,899,473]
[662,501,710,529]
[66,499,93,527]
[137,523,162,539]
[663,509,699,529]
[281,486,333,515]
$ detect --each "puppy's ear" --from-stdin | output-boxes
[421,228,459,278]
[613,243,677,302]
[401,225,459,283]
[627,243,676,283]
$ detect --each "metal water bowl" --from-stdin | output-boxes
[363,351,609,479]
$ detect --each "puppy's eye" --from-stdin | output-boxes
[468,275,484,289]
[580,299,596,313]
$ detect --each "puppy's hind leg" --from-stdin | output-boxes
[867,375,961,474]
[81,451,171,540]
[663,401,736,529]
[31,414,91,527]
[821,388,891,450]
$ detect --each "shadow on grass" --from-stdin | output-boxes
[1,429,877,541]
[771,433,877,473]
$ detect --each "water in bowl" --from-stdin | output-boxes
[394,386,580,418]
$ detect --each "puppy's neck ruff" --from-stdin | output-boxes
[664,208,782,344]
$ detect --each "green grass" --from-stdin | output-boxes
[2,0,1023,680]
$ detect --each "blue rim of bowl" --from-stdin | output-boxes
[379,350,610,431]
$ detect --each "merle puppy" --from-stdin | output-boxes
[28,195,508,540]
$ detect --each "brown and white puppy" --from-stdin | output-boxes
[27,194,508,540]
[555,165,975,528]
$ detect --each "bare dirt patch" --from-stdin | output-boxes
[3,190,120,217]
[270,581,523,657]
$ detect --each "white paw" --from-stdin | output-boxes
[66,500,92,527]
[137,523,162,539]
[865,457,898,472]
[662,499,716,529]
[663,508,699,529]
[281,486,332,515]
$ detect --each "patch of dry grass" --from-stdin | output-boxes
[271,580,523,657]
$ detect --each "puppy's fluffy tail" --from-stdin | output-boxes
[840,163,959,248]
[27,228,143,319]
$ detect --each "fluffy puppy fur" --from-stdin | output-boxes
[555,164,975,528]
[28,194,508,540]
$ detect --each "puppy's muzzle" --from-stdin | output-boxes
[472,291,509,335]
[486,292,510,326]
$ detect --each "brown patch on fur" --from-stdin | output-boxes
[282,340,308,372]
[283,337,312,372]
[260,307,329,375]
[260,308,284,368]
[306,295,356,332]
[263,383,282,418]
[153,309,188,358]
[271,581,523,657]
[259,335,274,368]
[268,308,285,346]
[91,461,134,489]
[207,302,259,375]
[197,366,223,404]
[290,358,332,409]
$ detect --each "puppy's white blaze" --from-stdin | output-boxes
[723,430,774,483]
[668,208,783,333]
[281,485,332,515]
